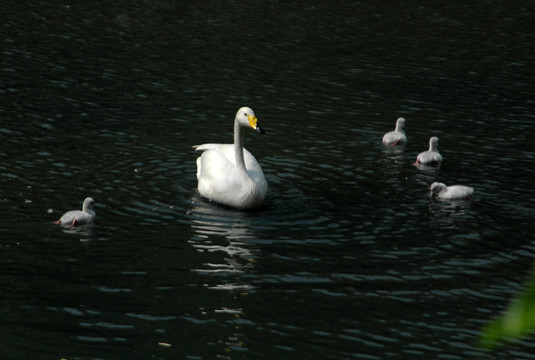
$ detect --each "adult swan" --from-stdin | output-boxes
[194,107,268,210]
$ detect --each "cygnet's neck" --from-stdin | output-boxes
[83,205,95,217]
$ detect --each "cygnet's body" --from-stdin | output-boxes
[430,182,474,200]
[56,197,96,226]
[382,117,407,146]
[415,136,442,165]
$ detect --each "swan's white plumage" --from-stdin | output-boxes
[382,117,407,146]
[430,182,474,200]
[195,107,267,210]
[56,197,96,226]
[416,136,442,165]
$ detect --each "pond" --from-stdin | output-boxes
[1,1,535,359]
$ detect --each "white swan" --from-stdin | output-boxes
[415,136,442,165]
[382,117,407,146]
[55,197,96,226]
[430,182,474,200]
[194,107,268,210]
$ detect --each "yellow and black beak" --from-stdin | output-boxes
[248,115,266,134]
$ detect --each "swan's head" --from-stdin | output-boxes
[82,197,95,212]
[236,107,265,135]
[430,182,446,197]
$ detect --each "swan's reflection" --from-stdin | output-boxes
[185,200,259,356]
[187,199,260,280]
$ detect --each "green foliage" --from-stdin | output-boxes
[480,265,535,349]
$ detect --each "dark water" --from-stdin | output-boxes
[2,1,535,359]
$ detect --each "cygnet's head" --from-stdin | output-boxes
[82,197,95,212]
[430,182,446,196]
[236,107,265,134]
[396,117,406,130]
[429,136,439,147]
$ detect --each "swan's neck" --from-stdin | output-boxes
[234,121,247,173]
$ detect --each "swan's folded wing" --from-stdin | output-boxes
[197,148,242,196]
[195,144,235,164]
[194,143,218,151]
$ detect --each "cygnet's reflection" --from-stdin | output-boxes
[381,146,409,178]
[59,222,96,240]
[427,198,474,229]
[413,162,441,172]
[381,145,406,159]
[188,200,260,285]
